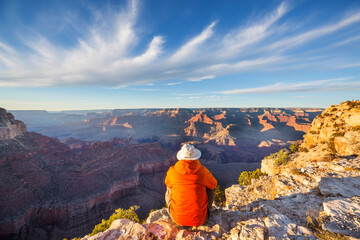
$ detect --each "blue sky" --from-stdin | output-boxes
[0,0,359,110]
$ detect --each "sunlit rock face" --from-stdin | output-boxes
[0,108,27,140]
[302,100,360,156]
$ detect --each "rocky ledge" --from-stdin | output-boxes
[0,108,27,140]
[79,101,360,240]
[79,156,360,240]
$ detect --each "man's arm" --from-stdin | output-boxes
[202,167,217,190]
[164,167,173,189]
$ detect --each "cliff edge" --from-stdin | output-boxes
[79,101,360,240]
[0,107,27,140]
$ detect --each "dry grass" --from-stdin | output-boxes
[290,168,311,178]
[344,167,360,172]
[306,211,350,240]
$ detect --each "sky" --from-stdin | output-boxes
[0,0,359,110]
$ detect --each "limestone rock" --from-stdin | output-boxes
[335,131,360,156]
[261,158,280,176]
[318,176,360,197]
[146,208,171,224]
[0,108,27,140]
[264,214,315,240]
[81,219,152,240]
[323,197,360,238]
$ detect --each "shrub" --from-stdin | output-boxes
[238,169,266,186]
[89,206,140,236]
[309,130,318,134]
[273,149,289,166]
[264,149,289,165]
[331,108,338,112]
[214,185,226,206]
[299,147,309,153]
[352,125,360,131]
[289,143,299,153]
[328,138,336,153]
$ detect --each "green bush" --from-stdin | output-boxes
[89,206,140,236]
[214,185,226,206]
[264,149,289,166]
[238,169,266,186]
[289,143,299,153]
[273,149,289,166]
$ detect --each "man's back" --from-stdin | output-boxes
[165,159,217,226]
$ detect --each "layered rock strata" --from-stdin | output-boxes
[0,126,176,240]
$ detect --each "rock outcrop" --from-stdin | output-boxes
[80,101,360,240]
[302,101,360,156]
[0,108,27,140]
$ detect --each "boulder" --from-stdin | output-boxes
[318,176,360,197]
[323,196,360,238]
[334,131,360,156]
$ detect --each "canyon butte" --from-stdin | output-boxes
[1,103,356,239]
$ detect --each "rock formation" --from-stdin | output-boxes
[79,101,360,239]
[0,110,177,240]
[0,108,27,140]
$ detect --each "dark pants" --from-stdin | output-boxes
[165,187,214,222]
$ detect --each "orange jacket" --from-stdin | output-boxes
[165,160,217,226]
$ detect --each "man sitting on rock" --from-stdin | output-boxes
[165,144,217,226]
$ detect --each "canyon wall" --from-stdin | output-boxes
[0,123,176,239]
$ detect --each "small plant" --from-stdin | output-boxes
[299,147,309,153]
[238,169,266,186]
[317,114,324,119]
[330,107,338,112]
[352,125,360,131]
[332,132,344,137]
[274,149,289,166]
[289,143,299,153]
[290,168,310,178]
[306,211,348,240]
[309,130,318,134]
[89,206,140,236]
[214,185,226,206]
[328,138,336,153]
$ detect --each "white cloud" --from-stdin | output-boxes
[220,77,359,94]
[219,1,288,58]
[169,22,217,63]
[0,1,359,88]
[186,75,215,82]
[270,12,360,50]
[165,82,182,86]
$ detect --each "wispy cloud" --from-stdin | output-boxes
[270,12,360,50]
[127,88,158,92]
[165,82,182,86]
[169,22,217,63]
[0,0,359,88]
[186,75,215,82]
[220,77,359,94]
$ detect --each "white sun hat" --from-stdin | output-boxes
[177,144,201,160]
